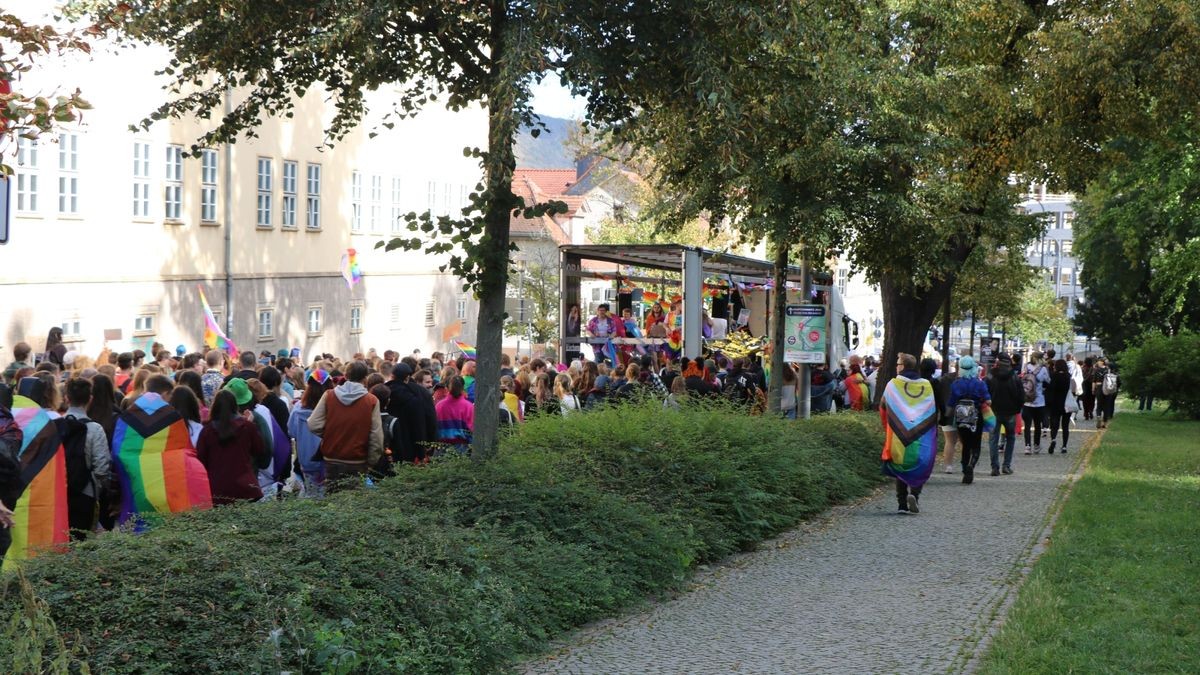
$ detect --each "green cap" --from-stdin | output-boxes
[223,377,253,406]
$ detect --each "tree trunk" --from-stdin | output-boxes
[767,237,788,414]
[471,0,518,460]
[875,275,953,405]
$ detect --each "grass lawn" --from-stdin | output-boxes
[980,412,1200,674]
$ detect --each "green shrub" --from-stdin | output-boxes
[0,402,884,673]
[1116,331,1200,418]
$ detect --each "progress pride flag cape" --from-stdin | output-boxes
[2,396,69,570]
[879,375,938,488]
[112,394,212,529]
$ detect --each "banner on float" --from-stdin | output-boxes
[784,304,826,364]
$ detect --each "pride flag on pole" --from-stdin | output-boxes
[341,248,362,289]
[452,340,476,360]
[198,285,239,358]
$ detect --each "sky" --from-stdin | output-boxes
[529,73,588,120]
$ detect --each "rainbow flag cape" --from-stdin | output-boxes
[879,376,938,488]
[198,285,239,358]
[453,340,476,359]
[341,248,362,289]
[112,393,212,529]
[846,373,869,411]
[252,406,292,489]
[2,396,69,570]
[623,320,647,354]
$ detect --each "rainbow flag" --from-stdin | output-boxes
[198,285,239,358]
[981,401,997,435]
[879,376,938,488]
[623,319,647,354]
[641,291,660,305]
[341,248,363,289]
[2,396,69,570]
[453,340,476,359]
[112,393,212,529]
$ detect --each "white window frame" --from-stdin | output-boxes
[306,304,323,336]
[369,174,383,233]
[200,148,218,223]
[257,308,274,340]
[15,137,39,213]
[210,306,224,332]
[350,302,364,334]
[58,133,80,215]
[60,316,82,342]
[164,144,183,221]
[391,177,403,233]
[443,182,453,216]
[133,141,152,219]
[281,160,298,229]
[1061,211,1074,230]
[305,163,321,230]
[456,297,468,323]
[460,184,469,211]
[424,299,435,327]
[1060,269,1072,287]
[133,313,157,337]
[426,180,437,214]
[1061,240,1073,257]
[390,303,401,329]
[351,171,363,232]
[256,158,273,228]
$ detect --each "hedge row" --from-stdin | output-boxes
[1,401,884,673]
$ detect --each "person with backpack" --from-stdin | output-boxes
[948,357,992,484]
[986,354,1024,475]
[1092,358,1118,428]
[1020,353,1051,454]
[61,378,112,539]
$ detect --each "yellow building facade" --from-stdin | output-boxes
[2,4,485,364]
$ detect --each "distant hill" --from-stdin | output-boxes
[515,115,579,169]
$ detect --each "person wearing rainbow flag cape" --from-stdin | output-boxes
[879,352,939,514]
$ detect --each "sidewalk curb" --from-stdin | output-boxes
[955,419,1107,674]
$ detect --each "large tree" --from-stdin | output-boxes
[0,11,102,174]
[78,0,704,456]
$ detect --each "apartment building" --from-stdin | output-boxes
[1,4,485,364]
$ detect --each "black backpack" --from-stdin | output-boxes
[55,416,93,496]
[954,397,980,432]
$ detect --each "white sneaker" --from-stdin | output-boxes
[943,464,954,474]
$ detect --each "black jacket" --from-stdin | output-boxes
[987,364,1024,417]
[385,379,438,463]
[1048,371,1072,413]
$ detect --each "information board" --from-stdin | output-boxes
[784,304,827,364]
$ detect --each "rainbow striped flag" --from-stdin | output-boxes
[112,393,212,529]
[879,376,938,488]
[2,396,69,570]
[981,401,997,435]
[453,340,476,359]
[198,285,239,358]
[341,248,363,289]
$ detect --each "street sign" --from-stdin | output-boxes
[0,175,10,245]
[784,304,826,364]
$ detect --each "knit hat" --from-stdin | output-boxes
[277,348,290,358]
[223,378,253,406]
[958,356,978,378]
[175,345,187,356]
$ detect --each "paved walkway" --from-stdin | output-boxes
[524,424,1097,675]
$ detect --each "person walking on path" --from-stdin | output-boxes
[306,361,384,490]
[986,354,1023,475]
[1091,358,1118,428]
[1020,353,1051,454]
[1080,356,1096,421]
[1046,359,1074,454]
[948,356,992,484]
[879,353,938,514]
[937,361,960,473]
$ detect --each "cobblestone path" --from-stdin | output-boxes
[524,425,1096,675]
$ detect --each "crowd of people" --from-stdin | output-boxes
[880,347,1119,515]
[0,324,1119,560]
